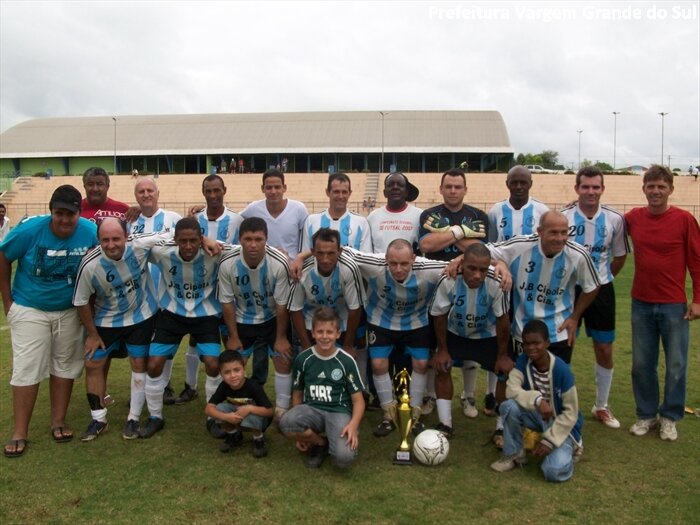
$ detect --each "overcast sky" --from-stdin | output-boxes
[1,0,698,168]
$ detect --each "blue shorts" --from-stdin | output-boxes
[90,316,156,361]
[367,324,430,362]
[150,310,221,358]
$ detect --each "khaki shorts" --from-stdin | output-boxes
[8,303,84,386]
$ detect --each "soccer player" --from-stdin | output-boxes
[343,240,447,437]
[367,172,423,254]
[300,172,373,253]
[217,217,293,418]
[80,166,130,222]
[419,168,489,419]
[178,175,244,405]
[626,165,700,441]
[1,185,97,457]
[430,243,512,439]
[490,320,583,483]
[240,169,308,259]
[0,203,10,242]
[561,167,629,429]
[140,218,230,438]
[73,218,162,441]
[279,307,365,468]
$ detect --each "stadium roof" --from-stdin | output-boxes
[0,110,512,158]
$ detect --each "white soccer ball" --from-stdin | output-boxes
[412,429,450,466]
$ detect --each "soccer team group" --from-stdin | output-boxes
[1,164,698,480]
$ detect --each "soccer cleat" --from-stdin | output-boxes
[411,420,426,437]
[174,384,198,405]
[163,383,177,406]
[592,406,621,429]
[122,419,140,440]
[434,422,455,439]
[207,418,227,439]
[305,441,328,468]
[373,419,396,437]
[483,393,497,417]
[139,417,165,438]
[629,417,658,436]
[491,428,504,449]
[460,394,478,418]
[659,417,678,441]
[220,430,244,453]
[490,449,528,472]
[81,420,108,442]
[421,396,437,416]
[252,437,268,458]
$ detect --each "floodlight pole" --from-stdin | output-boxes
[112,117,117,174]
[658,112,668,166]
[577,130,583,170]
[380,111,388,174]
[612,112,620,170]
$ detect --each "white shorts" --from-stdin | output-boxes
[8,303,85,386]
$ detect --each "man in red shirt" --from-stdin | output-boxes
[80,167,130,222]
[625,165,700,442]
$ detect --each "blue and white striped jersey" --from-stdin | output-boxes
[488,198,549,242]
[196,207,243,243]
[217,245,292,325]
[560,204,630,285]
[73,233,166,327]
[430,270,509,339]
[300,210,373,253]
[127,208,182,236]
[489,236,601,343]
[344,247,446,331]
[149,241,230,318]
[288,253,365,331]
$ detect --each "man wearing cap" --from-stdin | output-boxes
[80,167,130,222]
[367,172,423,255]
[1,185,97,457]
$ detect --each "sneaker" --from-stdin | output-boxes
[139,417,165,438]
[81,420,108,442]
[174,384,198,405]
[207,418,227,439]
[373,419,396,437]
[220,430,244,453]
[460,394,478,418]
[490,449,528,472]
[629,417,659,436]
[491,428,504,449]
[411,420,426,437]
[592,406,621,429]
[421,396,437,416]
[434,422,455,439]
[122,419,140,440]
[305,441,328,468]
[163,383,176,405]
[659,417,678,441]
[483,393,497,417]
[252,437,268,458]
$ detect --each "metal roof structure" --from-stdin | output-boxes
[0,110,512,158]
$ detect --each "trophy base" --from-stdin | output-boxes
[393,449,413,466]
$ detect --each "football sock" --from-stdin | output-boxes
[487,371,497,396]
[162,359,174,384]
[436,399,452,427]
[145,373,165,419]
[595,364,613,409]
[128,372,147,421]
[185,346,199,389]
[205,375,222,403]
[90,408,108,423]
[425,368,436,398]
[462,363,478,398]
[409,372,427,409]
[373,373,394,407]
[275,372,292,410]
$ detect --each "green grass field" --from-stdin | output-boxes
[1,260,698,525]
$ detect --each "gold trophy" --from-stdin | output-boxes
[393,368,413,465]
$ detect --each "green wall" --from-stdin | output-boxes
[69,157,113,176]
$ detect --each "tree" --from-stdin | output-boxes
[593,161,614,171]
[514,151,560,169]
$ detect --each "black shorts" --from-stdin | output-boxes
[93,316,156,360]
[151,310,221,358]
[576,282,616,342]
[367,324,431,361]
[237,318,278,359]
[446,331,514,373]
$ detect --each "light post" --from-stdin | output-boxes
[577,130,583,170]
[379,111,388,174]
[612,112,620,169]
[658,112,668,166]
[112,117,117,174]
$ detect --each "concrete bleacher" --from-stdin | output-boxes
[1,172,698,219]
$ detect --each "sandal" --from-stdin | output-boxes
[4,438,28,458]
[51,427,74,443]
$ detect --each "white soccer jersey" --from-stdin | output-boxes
[196,207,243,243]
[430,271,509,339]
[217,245,291,325]
[149,241,230,317]
[288,253,365,331]
[344,247,446,331]
[367,204,423,254]
[300,210,373,253]
[240,199,308,259]
[560,204,630,285]
[127,208,182,235]
[489,236,601,343]
[488,198,549,242]
[73,233,165,327]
